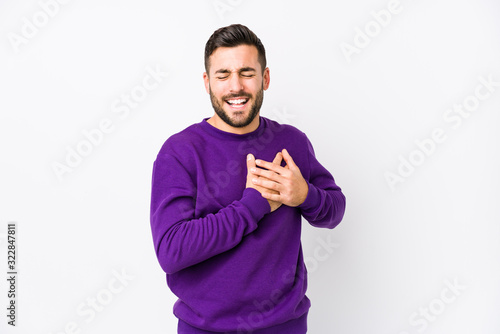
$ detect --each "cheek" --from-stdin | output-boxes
[209,82,226,96]
[246,80,263,93]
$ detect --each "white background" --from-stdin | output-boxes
[1,0,499,333]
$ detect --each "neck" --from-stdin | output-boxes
[207,114,260,134]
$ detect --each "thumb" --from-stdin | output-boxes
[246,153,256,173]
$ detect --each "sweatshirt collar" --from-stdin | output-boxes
[199,116,267,141]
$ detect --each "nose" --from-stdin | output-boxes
[228,73,244,93]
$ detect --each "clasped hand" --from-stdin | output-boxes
[246,149,308,212]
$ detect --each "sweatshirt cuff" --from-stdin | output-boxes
[240,187,271,221]
[298,182,320,213]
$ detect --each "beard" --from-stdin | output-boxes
[209,86,264,128]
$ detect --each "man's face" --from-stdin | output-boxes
[204,44,270,128]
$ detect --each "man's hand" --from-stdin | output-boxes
[250,149,309,207]
[246,152,283,212]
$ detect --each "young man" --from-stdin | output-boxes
[150,24,346,334]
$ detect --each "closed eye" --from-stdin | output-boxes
[214,67,257,79]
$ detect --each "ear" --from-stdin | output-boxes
[203,72,210,94]
[263,67,270,91]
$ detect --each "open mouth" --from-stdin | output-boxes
[225,97,249,109]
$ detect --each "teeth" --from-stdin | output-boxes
[227,99,247,105]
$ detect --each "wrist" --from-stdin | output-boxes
[292,180,309,207]
[297,182,314,209]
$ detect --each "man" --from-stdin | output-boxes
[150,24,346,334]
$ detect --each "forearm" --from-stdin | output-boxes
[299,135,346,229]
[151,188,269,274]
[299,181,346,229]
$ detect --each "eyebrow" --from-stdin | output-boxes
[214,67,257,75]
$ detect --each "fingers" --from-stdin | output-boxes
[251,151,285,182]
[249,152,283,197]
[252,176,281,191]
[281,148,297,169]
[251,166,282,183]
[260,191,281,202]
[272,151,283,166]
[255,158,286,174]
[255,149,295,173]
[253,152,282,171]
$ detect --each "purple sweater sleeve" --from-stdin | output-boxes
[298,137,346,229]
[150,153,270,274]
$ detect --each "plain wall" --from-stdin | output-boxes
[1,0,499,333]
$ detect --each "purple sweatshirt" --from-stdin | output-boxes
[150,116,345,333]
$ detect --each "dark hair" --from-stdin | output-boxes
[204,24,267,74]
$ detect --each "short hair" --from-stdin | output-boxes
[204,24,267,74]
